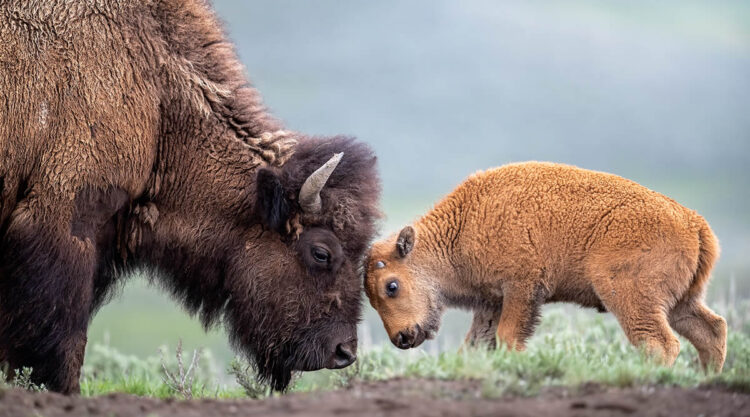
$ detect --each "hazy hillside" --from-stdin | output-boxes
[213,0,750,269]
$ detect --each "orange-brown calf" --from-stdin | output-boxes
[365,162,726,372]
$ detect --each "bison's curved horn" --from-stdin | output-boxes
[299,152,344,214]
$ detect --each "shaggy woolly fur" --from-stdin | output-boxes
[0,0,380,393]
[365,162,726,373]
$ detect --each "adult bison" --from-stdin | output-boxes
[0,0,380,393]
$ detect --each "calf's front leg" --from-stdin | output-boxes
[461,305,502,351]
[494,281,547,351]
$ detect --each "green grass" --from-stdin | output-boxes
[55,308,750,399]
[287,313,750,397]
[78,342,245,398]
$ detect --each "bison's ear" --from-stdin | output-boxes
[256,168,290,234]
[396,226,415,258]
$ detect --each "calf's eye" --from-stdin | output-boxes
[375,261,386,269]
[385,280,399,297]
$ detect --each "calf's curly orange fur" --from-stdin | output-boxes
[365,162,726,372]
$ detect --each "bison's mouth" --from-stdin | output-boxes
[256,342,358,391]
[292,336,358,371]
[261,326,358,390]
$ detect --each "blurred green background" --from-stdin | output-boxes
[87,0,750,368]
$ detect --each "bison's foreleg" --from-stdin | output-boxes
[461,305,502,351]
[494,281,548,351]
[0,197,97,394]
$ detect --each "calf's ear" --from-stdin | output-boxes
[396,226,415,258]
[256,168,290,234]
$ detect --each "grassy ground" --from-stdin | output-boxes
[35,307,744,400]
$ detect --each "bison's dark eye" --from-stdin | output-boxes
[298,228,342,274]
[385,280,399,297]
[311,246,331,264]
[375,261,386,269]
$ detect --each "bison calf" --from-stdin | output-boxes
[365,162,726,372]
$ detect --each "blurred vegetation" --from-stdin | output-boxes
[85,271,750,364]
[73,307,750,399]
[79,340,239,398]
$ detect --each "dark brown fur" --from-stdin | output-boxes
[0,0,380,393]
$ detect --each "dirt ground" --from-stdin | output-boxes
[0,379,748,417]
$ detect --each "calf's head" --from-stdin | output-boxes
[365,226,441,349]
[227,137,380,390]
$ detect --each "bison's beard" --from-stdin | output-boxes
[228,332,297,391]
[229,329,300,391]
[255,343,297,391]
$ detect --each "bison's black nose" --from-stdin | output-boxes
[330,340,357,369]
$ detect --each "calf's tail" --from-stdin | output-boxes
[686,215,720,301]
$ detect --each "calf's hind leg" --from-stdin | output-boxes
[591,270,682,365]
[669,299,726,372]
[614,306,681,366]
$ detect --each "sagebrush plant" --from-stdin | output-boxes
[227,358,271,399]
[159,339,202,399]
[0,367,46,392]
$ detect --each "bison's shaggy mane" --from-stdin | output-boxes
[125,135,380,390]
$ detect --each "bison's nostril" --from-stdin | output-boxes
[331,342,356,369]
